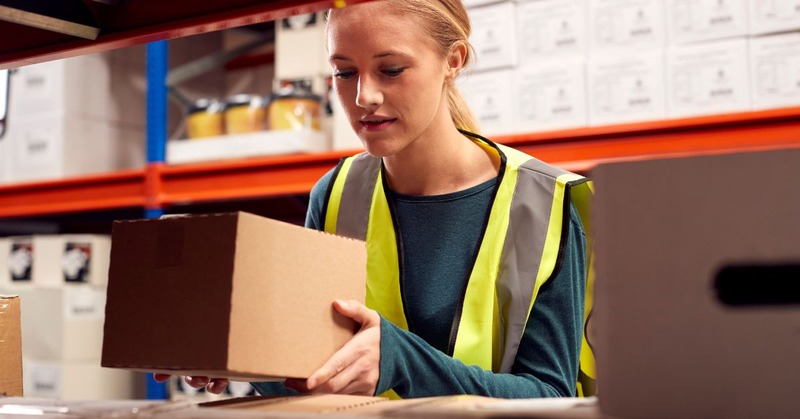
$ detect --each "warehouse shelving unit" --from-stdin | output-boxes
[1,105,799,218]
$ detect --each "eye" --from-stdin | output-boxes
[333,70,356,80]
[381,67,405,78]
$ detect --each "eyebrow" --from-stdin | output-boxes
[330,51,408,61]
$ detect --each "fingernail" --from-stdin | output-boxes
[336,299,348,309]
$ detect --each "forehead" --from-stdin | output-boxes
[327,2,438,55]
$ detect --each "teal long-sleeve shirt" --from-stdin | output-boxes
[252,166,586,399]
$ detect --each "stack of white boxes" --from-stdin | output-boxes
[0,235,140,400]
[2,52,147,185]
[457,0,800,137]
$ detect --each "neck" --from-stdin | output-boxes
[382,125,499,196]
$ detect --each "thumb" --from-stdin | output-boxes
[333,299,373,326]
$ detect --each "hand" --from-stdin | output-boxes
[284,299,381,396]
[153,373,229,394]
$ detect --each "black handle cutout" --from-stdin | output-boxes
[714,264,800,306]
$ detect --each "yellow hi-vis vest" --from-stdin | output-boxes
[322,132,596,398]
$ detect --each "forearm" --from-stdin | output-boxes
[376,317,567,399]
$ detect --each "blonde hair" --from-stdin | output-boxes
[330,0,480,132]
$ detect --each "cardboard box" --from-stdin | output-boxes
[16,287,107,362]
[22,358,140,400]
[666,0,749,44]
[7,110,144,183]
[666,38,751,118]
[749,0,800,35]
[0,131,9,185]
[0,235,110,289]
[329,93,363,152]
[515,60,588,132]
[0,295,23,396]
[457,69,516,136]
[469,2,519,72]
[201,394,389,415]
[101,212,366,381]
[593,148,800,419]
[587,51,667,126]
[749,32,800,110]
[588,0,667,53]
[517,0,588,62]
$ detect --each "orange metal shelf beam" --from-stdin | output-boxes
[0,169,147,218]
[1,107,798,218]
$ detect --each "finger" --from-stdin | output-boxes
[185,376,209,388]
[153,374,170,383]
[206,378,229,395]
[333,300,377,327]
[307,346,358,390]
[309,363,363,394]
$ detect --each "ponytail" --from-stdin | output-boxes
[447,86,479,133]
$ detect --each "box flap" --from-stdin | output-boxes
[0,295,23,396]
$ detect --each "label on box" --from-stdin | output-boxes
[750,33,800,109]
[518,0,587,61]
[458,70,515,136]
[62,242,91,283]
[9,239,32,282]
[668,0,748,44]
[590,0,665,51]
[63,288,106,320]
[749,0,800,35]
[27,363,62,398]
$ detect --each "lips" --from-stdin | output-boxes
[359,116,397,131]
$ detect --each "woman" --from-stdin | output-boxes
[163,0,594,399]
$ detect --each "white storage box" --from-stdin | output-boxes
[588,0,667,53]
[666,39,751,118]
[23,358,139,400]
[749,33,800,110]
[666,0,749,44]
[6,111,144,183]
[517,0,588,62]
[17,287,107,362]
[457,69,516,136]
[588,51,667,126]
[275,12,329,80]
[469,2,519,72]
[748,0,800,35]
[329,94,363,152]
[515,60,588,132]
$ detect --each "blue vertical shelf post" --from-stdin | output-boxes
[144,40,169,400]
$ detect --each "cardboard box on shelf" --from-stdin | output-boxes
[587,51,667,126]
[329,94,363,152]
[469,2,519,72]
[16,287,107,362]
[0,235,110,289]
[0,133,9,185]
[515,59,588,133]
[458,69,515,137]
[748,0,800,35]
[102,212,366,381]
[666,38,751,118]
[517,0,588,62]
[6,110,145,183]
[588,0,666,53]
[0,295,23,396]
[749,32,800,110]
[666,0,749,44]
[22,358,140,400]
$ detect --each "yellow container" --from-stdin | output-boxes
[186,99,224,139]
[224,94,267,135]
[268,94,321,131]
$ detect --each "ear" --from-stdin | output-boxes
[444,41,467,83]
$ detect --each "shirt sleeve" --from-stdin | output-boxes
[374,204,587,398]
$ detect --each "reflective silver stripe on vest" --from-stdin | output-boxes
[336,153,381,241]
[497,157,573,372]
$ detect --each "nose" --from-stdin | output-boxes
[356,75,382,110]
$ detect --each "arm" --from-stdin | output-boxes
[375,205,586,398]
